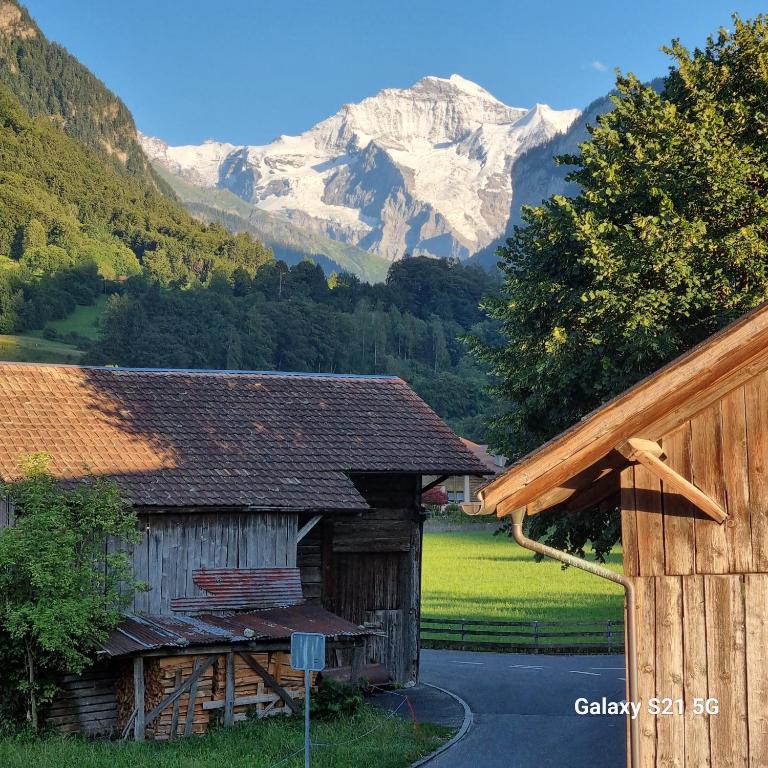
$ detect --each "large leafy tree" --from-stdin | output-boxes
[0,454,142,730]
[475,16,768,559]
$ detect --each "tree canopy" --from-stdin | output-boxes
[475,15,768,558]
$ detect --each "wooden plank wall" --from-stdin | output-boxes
[45,663,123,736]
[322,474,422,684]
[621,371,768,577]
[630,574,764,768]
[121,512,298,614]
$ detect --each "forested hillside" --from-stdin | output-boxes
[88,256,500,440]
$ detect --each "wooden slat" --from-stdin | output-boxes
[169,669,181,739]
[133,657,145,742]
[633,464,665,576]
[635,578,656,768]
[704,576,748,768]
[660,425,695,575]
[682,576,709,768]
[745,574,768,766]
[654,577,684,768]
[621,467,640,577]
[720,387,753,572]
[224,652,235,726]
[690,405,729,574]
[183,657,200,738]
[745,372,768,571]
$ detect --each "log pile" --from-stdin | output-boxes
[114,650,312,738]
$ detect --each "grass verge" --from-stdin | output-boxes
[421,529,624,649]
[0,334,83,363]
[0,705,450,768]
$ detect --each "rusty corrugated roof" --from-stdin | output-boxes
[170,567,304,612]
[100,604,370,658]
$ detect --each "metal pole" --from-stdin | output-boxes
[304,668,310,768]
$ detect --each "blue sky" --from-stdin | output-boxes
[23,0,766,146]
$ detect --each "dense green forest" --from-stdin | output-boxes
[88,256,501,440]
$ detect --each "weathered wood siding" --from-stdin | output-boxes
[628,574,765,768]
[45,663,123,736]
[622,370,768,577]
[298,474,422,685]
[621,368,768,767]
[123,512,298,614]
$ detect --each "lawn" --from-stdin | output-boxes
[0,334,83,363]
[29,295,108,341]
[0,706,450,768]
[421,529,624,648]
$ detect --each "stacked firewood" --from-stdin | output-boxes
[115,655,216,739]
[148,657,215,739]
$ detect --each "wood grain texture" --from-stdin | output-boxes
[660,426,695,576]
[682,576,710,768]
[655,577,685,768]
[745,372,768,571]
[635,578,657,768]
[704,576,748,768]
[745,575,768,768]
[634,464,666,576]
[621,467,640,578]
[720,387,753,572]
[690,406,729,574]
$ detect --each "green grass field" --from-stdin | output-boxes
[29,296,108,341]
[0,706,449,768]
[421,529,624,647]
[0,334,83,363]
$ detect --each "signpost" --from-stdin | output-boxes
[291,632,326,768]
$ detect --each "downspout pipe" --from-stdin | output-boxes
[509,506,640,768]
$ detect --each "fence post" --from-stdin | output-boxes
[607,619,613,651]
[532,620,540,653]
[460,619,466,648]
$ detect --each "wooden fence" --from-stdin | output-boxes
[420,617,624,653]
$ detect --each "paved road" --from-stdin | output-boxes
[420,649,626,768]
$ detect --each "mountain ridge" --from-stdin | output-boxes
[141,75,580,262]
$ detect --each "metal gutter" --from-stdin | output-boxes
[508,506,640,768]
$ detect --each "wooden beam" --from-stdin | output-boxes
[183,657,200,737]
[236,652,300,714]
[616,437,665,460]
[620,440,728,524]
[224,652,235,727]
[297,514,323,543]
[133,657,145,742]
[565,471,620,512]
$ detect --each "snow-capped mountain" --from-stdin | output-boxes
[140,75,580,262]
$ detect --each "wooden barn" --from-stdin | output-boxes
[472,304,768,768]
[0,363,488,739]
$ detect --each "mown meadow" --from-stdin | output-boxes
[420,528,624,648]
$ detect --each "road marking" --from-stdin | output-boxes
[450,661,484,665]
[617,677,626,681]
[509,664,544,669]
[591,667,624,670]
[569,670,601,676]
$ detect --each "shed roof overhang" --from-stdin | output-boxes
[473,301,768,518]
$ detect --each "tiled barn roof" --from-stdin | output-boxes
[0,363,487,510]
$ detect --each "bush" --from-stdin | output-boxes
[310,678,363,720]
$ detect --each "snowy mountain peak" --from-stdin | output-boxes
[140,77,580,262]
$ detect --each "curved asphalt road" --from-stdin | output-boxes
[420,649,626,767]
